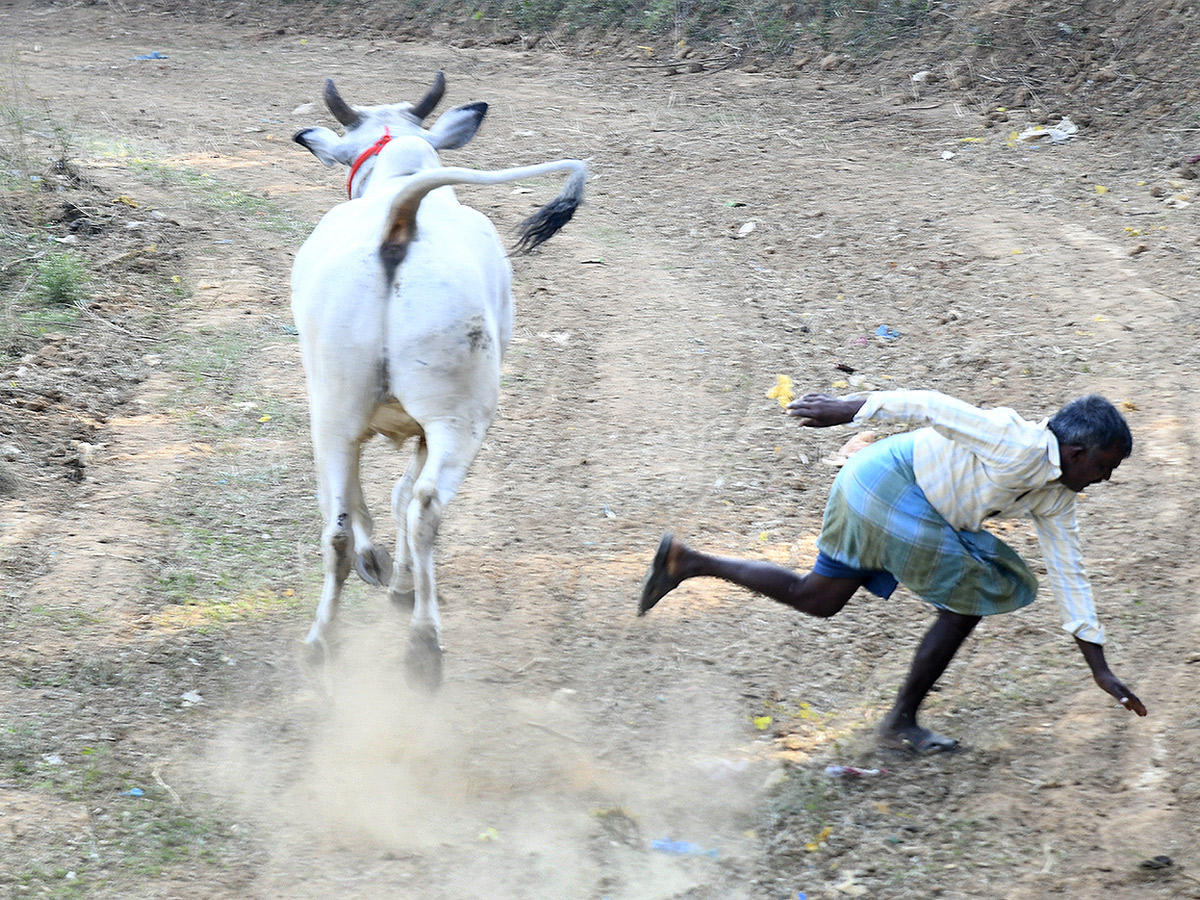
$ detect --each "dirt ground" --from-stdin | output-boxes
[2,2,1200,898]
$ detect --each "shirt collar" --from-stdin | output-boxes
[1038,417,1064,480]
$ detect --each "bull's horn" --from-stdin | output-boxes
[323,78,362,128]
[409,71,446,121]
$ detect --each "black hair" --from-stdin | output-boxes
[1048,394,1132,458]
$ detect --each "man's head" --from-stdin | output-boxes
[1048,395,1133,492]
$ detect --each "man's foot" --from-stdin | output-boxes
[639,533,682,616]
[878,724,959,756]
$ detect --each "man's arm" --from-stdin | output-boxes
[789,390,1047,468]
[1031,511,1106,642]
[1075,637,1147,716]
[785,393,865,427]
[1031,513,1144,714]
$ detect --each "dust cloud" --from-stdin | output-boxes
[199,617,779,898]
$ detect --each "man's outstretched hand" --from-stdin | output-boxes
[1076,637,1148,716]
[1097,670,1148,716]
[785,394,866,427]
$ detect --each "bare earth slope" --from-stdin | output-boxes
[1,3,1199,898]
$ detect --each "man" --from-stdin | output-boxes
[639,389,1147,754]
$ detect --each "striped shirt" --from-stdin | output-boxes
[851,390,1104,643]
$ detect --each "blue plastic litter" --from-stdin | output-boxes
[651,838,719,859]
[121,787,145,797]
[132,52,169,60]
[875,324,901,341]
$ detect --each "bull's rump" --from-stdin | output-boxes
[291,190,513,436]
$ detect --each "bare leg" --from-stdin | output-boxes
[639,534,865,618]
[879,609,980,754]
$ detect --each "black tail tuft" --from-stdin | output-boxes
[512,197,579,255]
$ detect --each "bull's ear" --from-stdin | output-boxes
[293,127,351,167]
[424,102,488,151]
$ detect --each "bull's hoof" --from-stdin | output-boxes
[404,629,443,692]
[301,633,336,668]
[355,546,394,587]
[302,637,324,667]
[388,587,416,611]
[301,620,341,668]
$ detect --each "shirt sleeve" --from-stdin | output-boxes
[1031,509,1106,644]
[852,390,1043,468]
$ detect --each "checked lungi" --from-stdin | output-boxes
[815,431,1038,617]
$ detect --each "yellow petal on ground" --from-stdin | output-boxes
[765,374,795,407]
[806,825,834,852]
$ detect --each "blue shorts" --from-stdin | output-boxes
[812,549,899,599]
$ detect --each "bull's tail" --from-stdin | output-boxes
[512,163,587,254]
[378,159,587,277]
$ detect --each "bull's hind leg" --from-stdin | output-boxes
[401,418,489,690]
[388,437,428,610]
[305,438,392,655]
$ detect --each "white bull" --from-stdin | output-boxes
[291,74,586,687]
